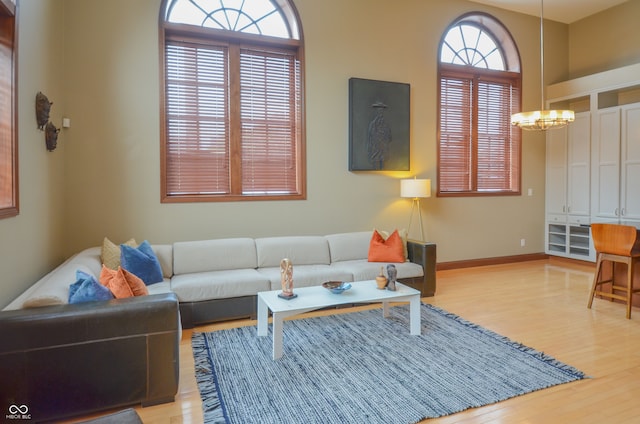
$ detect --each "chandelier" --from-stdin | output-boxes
[511,0,574,131]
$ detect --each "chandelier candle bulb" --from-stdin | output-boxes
[510,0,575,131]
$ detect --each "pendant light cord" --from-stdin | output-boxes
[540,0,545,111]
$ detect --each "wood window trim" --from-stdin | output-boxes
[437,64,521,198]
[0,0,18,218]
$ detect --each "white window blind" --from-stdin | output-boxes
[161,0,305,202]
[240,48,300,195]
[439,70,520,194]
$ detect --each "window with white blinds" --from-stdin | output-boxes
[0,1,17,218]
[438,16,521,196]
[240,48,301,195]
[165,41,230,196]
[161,0,304,202]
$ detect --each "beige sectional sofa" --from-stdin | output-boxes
[3,231,436,328]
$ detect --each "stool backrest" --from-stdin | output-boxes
[591,223,640,256]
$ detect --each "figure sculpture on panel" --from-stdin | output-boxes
[367,101,392,170]
[386,264,397,291]
[279,258,296,299]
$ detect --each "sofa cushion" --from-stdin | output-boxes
[326,231,372,263]
[257,265,353,290]
[22,295,65,309]
[255,236,330,268]
[171,269,270,301]
[22,264,95,308]
[99,266,148,298]
[70,247,104,277]
[173,238,257,275]
[146,280,173,295]
[101,237,137,270]
[368,229,405,263]
[152,244,173,278]
[121,240,164,285]
[69,270,115,304]
[330,259,424,282]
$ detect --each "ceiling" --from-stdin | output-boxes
[467,0,628,24]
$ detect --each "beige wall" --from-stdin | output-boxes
[569,0,640,79]
[62,0,554,255]
[0,0,67,308]
[0,0,580,308]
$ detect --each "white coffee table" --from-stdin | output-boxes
[257,280,421,359]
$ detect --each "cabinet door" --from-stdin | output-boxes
[592,108,621,220]
[567,112,590,218]
[621,104,640,222]
[546,125,567,215]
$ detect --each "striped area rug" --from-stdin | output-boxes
[192,304,585,424]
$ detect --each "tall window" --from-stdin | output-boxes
[438,14,521,196]
[160,0,305,202]
[0,0,17,218]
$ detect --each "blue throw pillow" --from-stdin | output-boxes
[69,270,114,304]
[120,240,164,285]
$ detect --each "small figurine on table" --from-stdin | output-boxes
[278,258,297,300]
[386,264,397,291]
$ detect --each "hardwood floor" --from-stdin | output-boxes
[67,258,640,423]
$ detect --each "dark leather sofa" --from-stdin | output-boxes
[0,293,180,423]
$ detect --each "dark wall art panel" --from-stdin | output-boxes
[349,78,410,171]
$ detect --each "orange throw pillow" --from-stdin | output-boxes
[99,265,148,298]
[368,229,405,263]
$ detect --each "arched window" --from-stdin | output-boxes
[437,14,521,196]
[160,0,305,202]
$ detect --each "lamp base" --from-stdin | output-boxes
[407,198,425,242]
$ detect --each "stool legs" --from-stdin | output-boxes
[587,254,604,310]
[588,223,640,319]
[626,260,634,319]
[588,253,637,319]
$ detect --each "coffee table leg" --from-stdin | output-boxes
[272,313,283,359]
[257,296,268,337]
[382,301,390,318]
[409,295,421,335]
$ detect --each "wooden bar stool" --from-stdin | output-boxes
[587,223,640,319]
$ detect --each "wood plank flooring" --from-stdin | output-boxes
[66,257,640,423]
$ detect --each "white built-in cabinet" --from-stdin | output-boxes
[544,63,640,261]
[592,103,640,223]
[545,112,593,260]
[546,112,591,219]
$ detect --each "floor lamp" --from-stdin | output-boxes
[401,178,431,242]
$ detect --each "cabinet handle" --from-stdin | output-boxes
[567,206,571,213]
[615,208,619,216]
[563,206,566,213]
[621,208,626,216]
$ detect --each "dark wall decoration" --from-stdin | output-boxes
[349,78,410,171]
[35,91,59,151]
[45,121,60,152]
[35,92,52,130]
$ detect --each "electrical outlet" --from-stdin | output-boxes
[520,238,526,247]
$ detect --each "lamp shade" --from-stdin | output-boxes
[401,178,431,198]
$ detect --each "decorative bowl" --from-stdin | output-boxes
[322,281,352,294]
